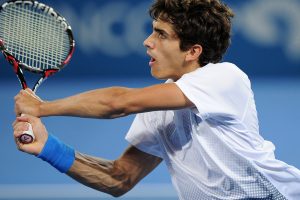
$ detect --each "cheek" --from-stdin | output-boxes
[165,43,185,61]
[160,48,183,64]
[168,52,186,67]
[156,41,186,69]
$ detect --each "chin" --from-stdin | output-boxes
[151,69,174,80]
[151,73,165,80]
[152,74,170,81]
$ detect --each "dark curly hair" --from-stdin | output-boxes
[149,0,234,66]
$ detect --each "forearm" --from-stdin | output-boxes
[36,138,161,197]
[66,152,134,197]
[16,83,192,118]
[66,147,162,197]
[39,87,131,118]
[34,134,139,197]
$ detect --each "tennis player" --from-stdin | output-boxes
[13,0,300,199]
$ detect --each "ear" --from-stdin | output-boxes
[185,44,202,62]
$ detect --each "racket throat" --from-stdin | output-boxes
[44,69,59,78]
[32,69,58,92]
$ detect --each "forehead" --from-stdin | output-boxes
[152,20,177,36]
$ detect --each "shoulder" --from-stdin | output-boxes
[187,62,247,78]
[178,62,250,89]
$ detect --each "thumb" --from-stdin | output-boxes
[24,88,34,94]
[24,88,43,101]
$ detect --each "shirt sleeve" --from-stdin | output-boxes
[175,63,251,121]
[125,112,163,158]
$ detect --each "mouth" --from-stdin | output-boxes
[147,52,156,66]
[150,57,156,63]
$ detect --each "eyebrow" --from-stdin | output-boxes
[153,27,170,37]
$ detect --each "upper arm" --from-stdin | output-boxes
[112,83,194,116]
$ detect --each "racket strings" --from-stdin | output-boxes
[7,5,69,66]
[0,3,70,71]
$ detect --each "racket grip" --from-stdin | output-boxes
[19,122,35,144]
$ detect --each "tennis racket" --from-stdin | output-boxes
[0,0,75,144]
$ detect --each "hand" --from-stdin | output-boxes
[14,88,43,117]
[12,114,48,155]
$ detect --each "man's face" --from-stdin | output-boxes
[144,20,194,81]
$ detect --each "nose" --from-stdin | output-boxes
[143,34,154,49]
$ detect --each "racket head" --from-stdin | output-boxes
[0,0,75,74]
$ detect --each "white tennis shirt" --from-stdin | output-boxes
[125,62,300,200]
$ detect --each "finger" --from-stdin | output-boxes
[20,89,29,96]
[13,123,29,138]
[14,89,28,100]
[14,136,25,152]
[14,137,21,150]
[14,94,22,116]
[13,121,29,131]
[14,93,20,101]
[15,110,21,117]
[12,119,24,129]
[16,114,39,125]
[24,88,34,94]
[17,89,23,95]
[16,115,29,123]
[24,88,35,97]
[12,119,18,127]
[14,130,23,140]
[24,88,42,101]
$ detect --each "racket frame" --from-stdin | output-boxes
[0,0,75,143]
[0,0,75,92]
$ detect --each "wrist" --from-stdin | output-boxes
[37,134,75,173]
[36,133,49,155]
[39,101,48,117]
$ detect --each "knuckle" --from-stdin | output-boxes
[13,130,20,137]
[17,145,23,152]
[14,94,20,100]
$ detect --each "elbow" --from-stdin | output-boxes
[88,175,134,197]
[105,177,135,197]
[110,186,130,197]
[104,99,126,119]
[97,162,136,197]
[109,190,125,197]
[112,172,137,197]
[107,97,135,119]
[111,192,125,198]
[103,87,142,118]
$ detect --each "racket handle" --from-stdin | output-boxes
[19,122,35,144]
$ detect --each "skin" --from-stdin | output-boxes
[13,19,202,197]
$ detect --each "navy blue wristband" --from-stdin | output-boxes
[37,134,75,173]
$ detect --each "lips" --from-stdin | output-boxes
[147,51,156,67]
[149,57,156,67]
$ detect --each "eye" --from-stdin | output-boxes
[158,32,166,39]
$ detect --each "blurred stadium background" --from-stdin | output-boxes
[0,0,299,199]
